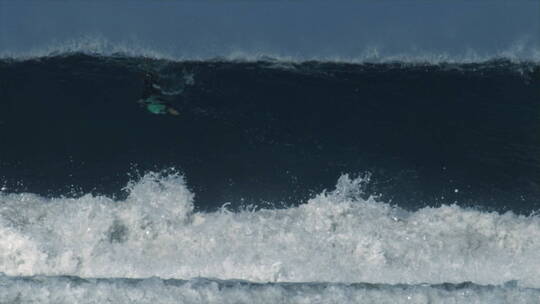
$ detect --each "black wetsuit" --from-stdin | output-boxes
[142,73,162,99]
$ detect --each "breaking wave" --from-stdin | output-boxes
[1,36,540,65]
[1,173,539,288]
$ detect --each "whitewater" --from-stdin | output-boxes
[0,172,539,303]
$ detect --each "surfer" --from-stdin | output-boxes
[138,72,180,116]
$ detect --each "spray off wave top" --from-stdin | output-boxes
[1,36,540,65]
[1,1,539,65]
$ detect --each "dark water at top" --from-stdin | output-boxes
[0,54,539,213]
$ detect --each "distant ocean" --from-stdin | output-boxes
[1,1,540,302]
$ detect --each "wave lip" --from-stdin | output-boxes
[1,274,538,304]
[1,37,540,65]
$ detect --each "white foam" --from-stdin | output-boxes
[1,172,540,287]
[1,275,539,304]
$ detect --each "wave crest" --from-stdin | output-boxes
[2,36,540,65]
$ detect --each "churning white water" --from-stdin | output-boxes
[1,172,539,289]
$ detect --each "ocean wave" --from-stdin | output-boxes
[1,172,539,287]
[1,37,539,66]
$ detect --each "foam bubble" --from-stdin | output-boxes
[1,172,539,287]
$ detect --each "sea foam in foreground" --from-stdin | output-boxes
[1,173,539,295]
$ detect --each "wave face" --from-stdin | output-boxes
[1,55,539,212]
[1,54,540,302]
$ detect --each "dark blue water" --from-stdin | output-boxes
[1,54,539,213]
